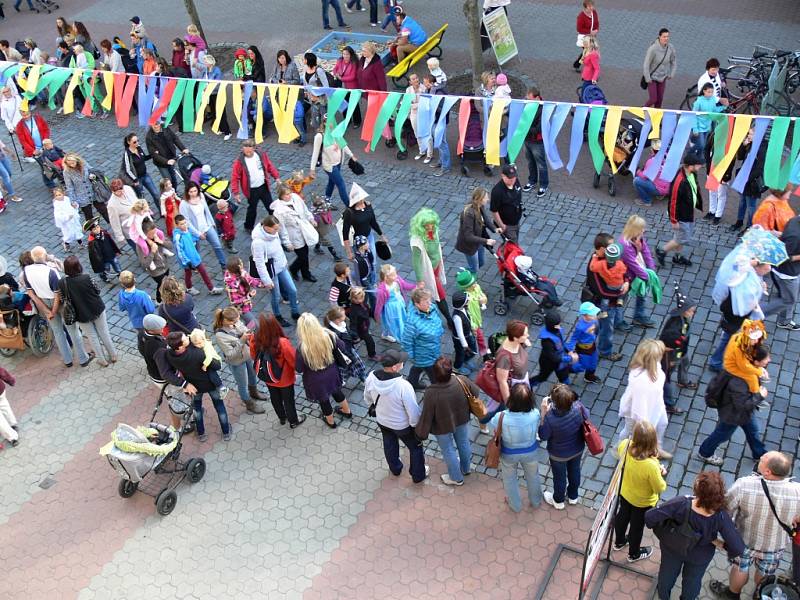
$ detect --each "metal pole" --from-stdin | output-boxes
[7,131,23,171]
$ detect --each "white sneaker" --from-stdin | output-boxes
[423,156,432,164]
[479,426,491,436]
[162,248,175,257]
[424,465,430,478]
[23,156,36,163]
[381,334,397,343]
[187,287,201,296]
[209,287,223,295]
[441,474,464,486]
[543,491,565,510]
[223,134,232,141]
[568,496,580,505]
[414,153,425,160]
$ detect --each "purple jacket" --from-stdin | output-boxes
[618,236,655,282]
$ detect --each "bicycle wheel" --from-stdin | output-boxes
[724,64,758,101]
[763,91,794,116]
[680,89,699,111]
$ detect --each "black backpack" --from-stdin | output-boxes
[704,371,730,409]
[254,349,283,385]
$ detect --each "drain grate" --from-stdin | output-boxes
[38,475,56,490]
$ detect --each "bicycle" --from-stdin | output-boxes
[681,66,797,116]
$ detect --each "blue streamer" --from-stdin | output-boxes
[790,153,800,186]
[627,112,652,176]
[660,112,696,182]
[566,105,589,173]
[643,112,677,181]
[542,103,571,170]
[731,117,770,193]
[238,80,254,140]
[137,75,158,127]
[416,94,442,154]
[432,96,459,149]
[482,98,491,147]
[502,100,524,159]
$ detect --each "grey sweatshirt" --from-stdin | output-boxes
[643,41,677,83]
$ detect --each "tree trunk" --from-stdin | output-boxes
[463,0,484,95]
[184,0,208,44]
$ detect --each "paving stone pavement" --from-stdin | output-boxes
[0,1,799,598]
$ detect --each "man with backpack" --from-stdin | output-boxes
[364,349,429,483]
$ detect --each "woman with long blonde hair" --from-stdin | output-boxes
[618,214,658,328]
[295,313,351,428]
[618,339,670,457]
[455,187,496,274]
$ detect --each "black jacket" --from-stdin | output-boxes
[161,345,222,393]
[145,127,186,168]
[121,147,152,182]
[138,330,167,383]
[736,142,767,198]
[668,168,703,224]
[87,229,121,274]
[526,102,543,142]
[455,205,495,255]
[58,274,105,323]
[775,216,800,277]
[706,370,760,426]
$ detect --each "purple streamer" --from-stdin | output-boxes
[502,100,524,158]
[137,75,158,127]
[731,117,770,193]
[643,112,677,181]
[660,112,696,182]
[542,103,572,170]
[238,80,254,140]
[566,105,589,173]
[627,112,652,175]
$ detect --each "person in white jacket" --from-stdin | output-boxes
[251,214,300,327]
[270,183,319,283]
[364,349,429,483]
[309,114,354,206]
[618,339,672,459]
[1,85,23,133]
[107,178,140,251]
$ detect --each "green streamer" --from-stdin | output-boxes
[764,118,800,189]
[393,92,414,153]
[163,79,188,127]
[710,114,729,171]
[44,69,74,109]
[370,92,401,152]
[331,90,362,147]
[587,106,607,174]
[323,88,350,146]
[182,79,199,132]
[507,101,539,164]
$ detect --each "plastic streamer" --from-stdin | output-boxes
[504,100,529,163]
[370,92,401,151]
[194,81,219,132]
[602,106,623,174]
[432,96,458,150]
[137,75,158,127]
[148,77,177,125]
[332,90,362,147]
[643,112,677,181]
[62,69,83,114]
[100,70,115,111]
[267,84,300,143]
[660,112,697,182]
[22,64,42,99]
[162,78,187,126]
[238,80,253,140]
[711,114,753,185]
[359,91,386,144]
[731,118,770,193]
[323,88,351,146]
[456,98,472,156]
[211,82,227,134]
[566,105,589,173]
[646,108,663,139]
[231,81,243,136]
[254,84,266,144]
[763,118,800,189]
[181,79,199,132]
[393,91,414,153]
[507,100,539,165]
[626,111,652,175]
[541,103,572,170]
[587,106,606,174]
[415,95,442,154]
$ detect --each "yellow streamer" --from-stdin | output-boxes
[603,106,623,174]
[268,84,300,143]
[194,81,219,132]
[101,71,115,111]
[711,115,753,182]
[62,69,84,114]
[231,82,243,135]
[212,82,228,134]
[485,98,510,166]
[25,65,41,96]
[255,84,266,144]
[646,108,663,139]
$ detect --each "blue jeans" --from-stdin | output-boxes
[463,246,485,274]
[633,176,658,205]
[201,226,227,269]
[134,173,161,208]
[708,329,731,371]
[100,258,122,279]
[549,454,581,503]
[524,140,549,189]
[0,155,16,196]
[698,414,766,460]
[690,131,708,156]
[192,387,231,436]
[157,165,179,192]
[656,546,709,600]
[15,0,34,8]
[737,194,758,227]
[437,135,451,171]
[228,359,257,404]
[379,424,427,482]
[436,423,471,483]
[501,451,542,512]
[325,165,349,205]
[48,309,90,366]
[322,0,346,27]
[270,268,300,317]
[597,301,623,356]
[380,11,395,29]
[632,294,649,323]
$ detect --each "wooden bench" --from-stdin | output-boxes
[387,23,448,89]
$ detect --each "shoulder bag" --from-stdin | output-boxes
[485,413,504,469]
[761,478,800,544]
[367,393,380,418]
[475,347,510,405]
[329,333,352,368]
[641,46,669,90]
[652,496,702,558]
[578,401,604,455]
[61,277,77,326]
[161,303,192,335]
[456,374,487,420]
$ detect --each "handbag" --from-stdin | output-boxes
[652,497,702,558]
[367,393,380,418]
[330,334,352,368]
[347,157,365,176]
[475,357,502,404]
[485,413,504,469]
[298,215,320,247]
[456,375,486,420]
[641,45,669,90]
[375,239,392,260]
[0,311,24,350]
[579,402,604,455]
[60,278,77,326]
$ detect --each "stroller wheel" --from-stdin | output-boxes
[608,177,617,197]
[0,347,16,357]
[483,166,493,176]
[530,312,545,327]
[156,489,178,516]
[461,165,469,176]
[187,458,207,484]
[493,302,508,316]
[118,479,138,498]
[592,173,600,189]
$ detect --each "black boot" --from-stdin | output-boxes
[314,243,325,255]
[327,246,343,261]
[729,220,743,232]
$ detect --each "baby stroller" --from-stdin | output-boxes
[0,299,54,357]
[459,101,493,177]
[176,153,231,205]
[100,384,206,516]
[35,153,64,188]
[490,237,561,326]
[31,0,60,13]
[577,83,647,196]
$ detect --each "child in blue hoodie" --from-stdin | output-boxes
[529,310,577,387]
[173,214,223,296]
[566,302,601,384]
[691,82,725,156]
[117,270,155,333]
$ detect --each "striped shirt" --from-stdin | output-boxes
[726,474,800,552]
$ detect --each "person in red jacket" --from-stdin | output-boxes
[656,154,704,268]
[230,138,280,233]
[574,0,599,71]
[15,109,50,157]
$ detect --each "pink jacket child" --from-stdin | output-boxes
[223,264,265,324]
[126,199,163,256]
[637,155,671,197]
[581,50,601,83]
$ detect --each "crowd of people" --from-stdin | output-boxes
[0,5,799,600]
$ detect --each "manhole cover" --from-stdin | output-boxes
[38,475,56,490]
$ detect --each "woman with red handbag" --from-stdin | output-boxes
[538,383,585,510]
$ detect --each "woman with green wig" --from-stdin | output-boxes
[409,208,452,327]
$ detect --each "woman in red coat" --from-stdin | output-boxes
[573,0,599,71]
[358,41,394,145]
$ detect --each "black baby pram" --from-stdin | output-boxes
[101,384,206,516]
[459,101,493,177]
[176,153,231,205]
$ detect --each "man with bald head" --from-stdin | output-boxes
[709,451,800,599]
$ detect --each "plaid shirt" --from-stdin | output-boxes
[726,474,800,552]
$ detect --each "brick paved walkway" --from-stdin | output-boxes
[1,2,799,599]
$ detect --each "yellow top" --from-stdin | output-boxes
[617,439,666,508]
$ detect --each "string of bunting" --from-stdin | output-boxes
[2,60,798,192]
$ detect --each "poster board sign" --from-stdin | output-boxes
[580,448,628,596]
[482,8,518,65]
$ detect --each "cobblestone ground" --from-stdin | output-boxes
[1,1,799,599]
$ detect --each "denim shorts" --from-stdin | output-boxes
[675,221,694,246]
[730,547,783,576]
